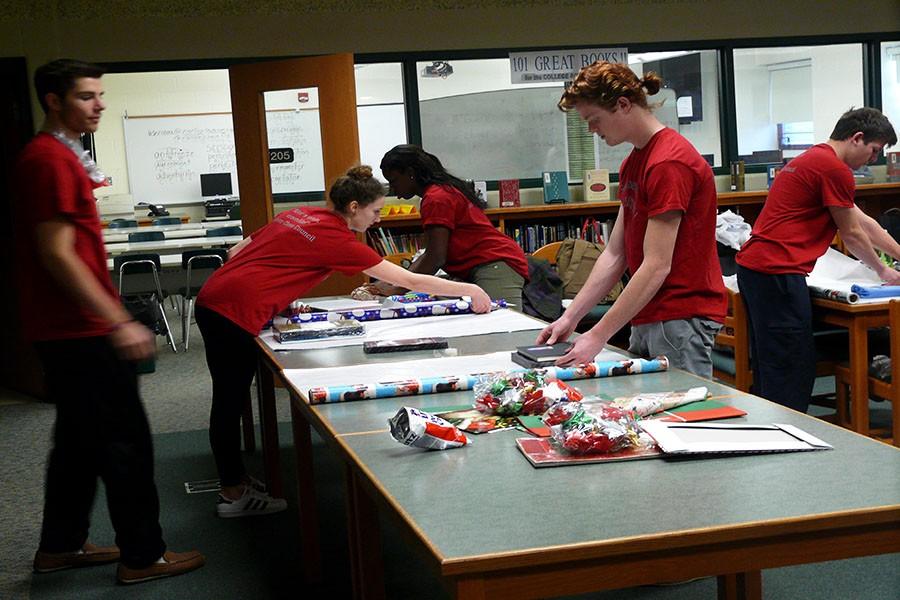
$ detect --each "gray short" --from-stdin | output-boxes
[628,318,722,379]
[468,260,524,309]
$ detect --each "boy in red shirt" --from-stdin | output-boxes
[15,59,203,585]
[736,107,900,412]
[538,61,726,377]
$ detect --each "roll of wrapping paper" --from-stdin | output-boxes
[808,285,859,304]
[850,284,900,299]
[289,298,508,324]
[307,356,669,404]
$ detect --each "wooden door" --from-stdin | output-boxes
[229,54,363,296]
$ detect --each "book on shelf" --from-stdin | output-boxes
[542,171,569,204]
[504,216,615,253]
[888,151,900,183]
[499,179,520,207]
[473,180,488,206]
[583,169,610,202]
[368,228,423,257]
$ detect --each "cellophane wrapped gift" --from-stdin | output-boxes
[473,371,583,416]
[542,401,643,455]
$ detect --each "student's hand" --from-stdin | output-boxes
[109,321,157,362]
[370,281,406,297]
[555,329,604,367]
[536,316,575,345]
[466,285,492,313]
[878,265,900,286]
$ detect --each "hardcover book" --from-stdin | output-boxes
[542,171,569,204]
[583,169,610,202]
[888,151,900,183]
[499,179,520,207]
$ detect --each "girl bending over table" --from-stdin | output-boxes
[195,165,490,518]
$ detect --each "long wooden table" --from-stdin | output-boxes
[812,297,892,435]
[255,313,900,599]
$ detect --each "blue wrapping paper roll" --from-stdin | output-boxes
[289,299,508,323]
[850,284,900,299]
[306,356,669,404]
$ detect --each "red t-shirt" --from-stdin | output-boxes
[618,128,726,325]
[14,133,118,341]
[197,207,382,334]
[736,144,855,274]
[420,184,529,280]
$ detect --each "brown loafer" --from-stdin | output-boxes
[33,542,121,573]
[117,550,205,585]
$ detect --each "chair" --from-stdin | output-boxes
[529,241,614,330]
[128,231,165,243]
[114,253,178,352]
[712,288,753,392]
[153,216,183,225]
[207,225,243,238]
[834,299,899,446]
[178,248,227,351]
[108,218,138,229]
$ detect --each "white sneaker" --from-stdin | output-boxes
[216,487,287,518]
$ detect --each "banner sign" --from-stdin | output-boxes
[509,48,628,84]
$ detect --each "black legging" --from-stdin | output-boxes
[195,305,258,487]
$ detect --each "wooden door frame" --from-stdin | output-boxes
[229,53,363,294]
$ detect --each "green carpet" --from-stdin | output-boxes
[28,423,900,599]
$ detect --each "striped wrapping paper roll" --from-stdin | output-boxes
[289,299,508,324]
[307,356,669,404]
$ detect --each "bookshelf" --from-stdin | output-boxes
[349,182,900,292]
[374,182,899,241]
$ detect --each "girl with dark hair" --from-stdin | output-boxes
[378,144,529,307]
[195,165,491,518]
[539,61,726,376]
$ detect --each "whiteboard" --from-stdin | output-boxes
[123,104,406,204]
[419,87,568,181]
[123,110,325,205]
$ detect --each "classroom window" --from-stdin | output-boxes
[355,63,407,182]
[881,41,900,152]
[416,58,568,182]
[733,43,864,165]
[619,50,722,170]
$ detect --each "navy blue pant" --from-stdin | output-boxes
[35,337,166,568]
[195,305,257,487]
[736,265,816,412]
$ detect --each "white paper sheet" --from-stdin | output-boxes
[806,248,886,304]
[283,348,631,391]
[261,309,545,351]
[304,298,383,311]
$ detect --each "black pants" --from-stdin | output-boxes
[34,337,166,568]
[195,305,257,487]
[736,265,816,412]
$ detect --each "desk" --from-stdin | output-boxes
[255,316,900,599]
[104,235,242,271]
[101,220,242,240]
[812,298,892,435]
[105,235,243,256]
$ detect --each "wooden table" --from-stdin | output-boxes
[812,298,891,435]
[254,313,900,599]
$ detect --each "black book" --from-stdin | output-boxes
[510,342,573,368]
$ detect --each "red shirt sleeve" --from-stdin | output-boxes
[23,156,82,222]
[329,236,383,275]
[819,166,855,208]
[643,160,695,217]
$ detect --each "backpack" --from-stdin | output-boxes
[521,256,564,321]
[555,238,624,303]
